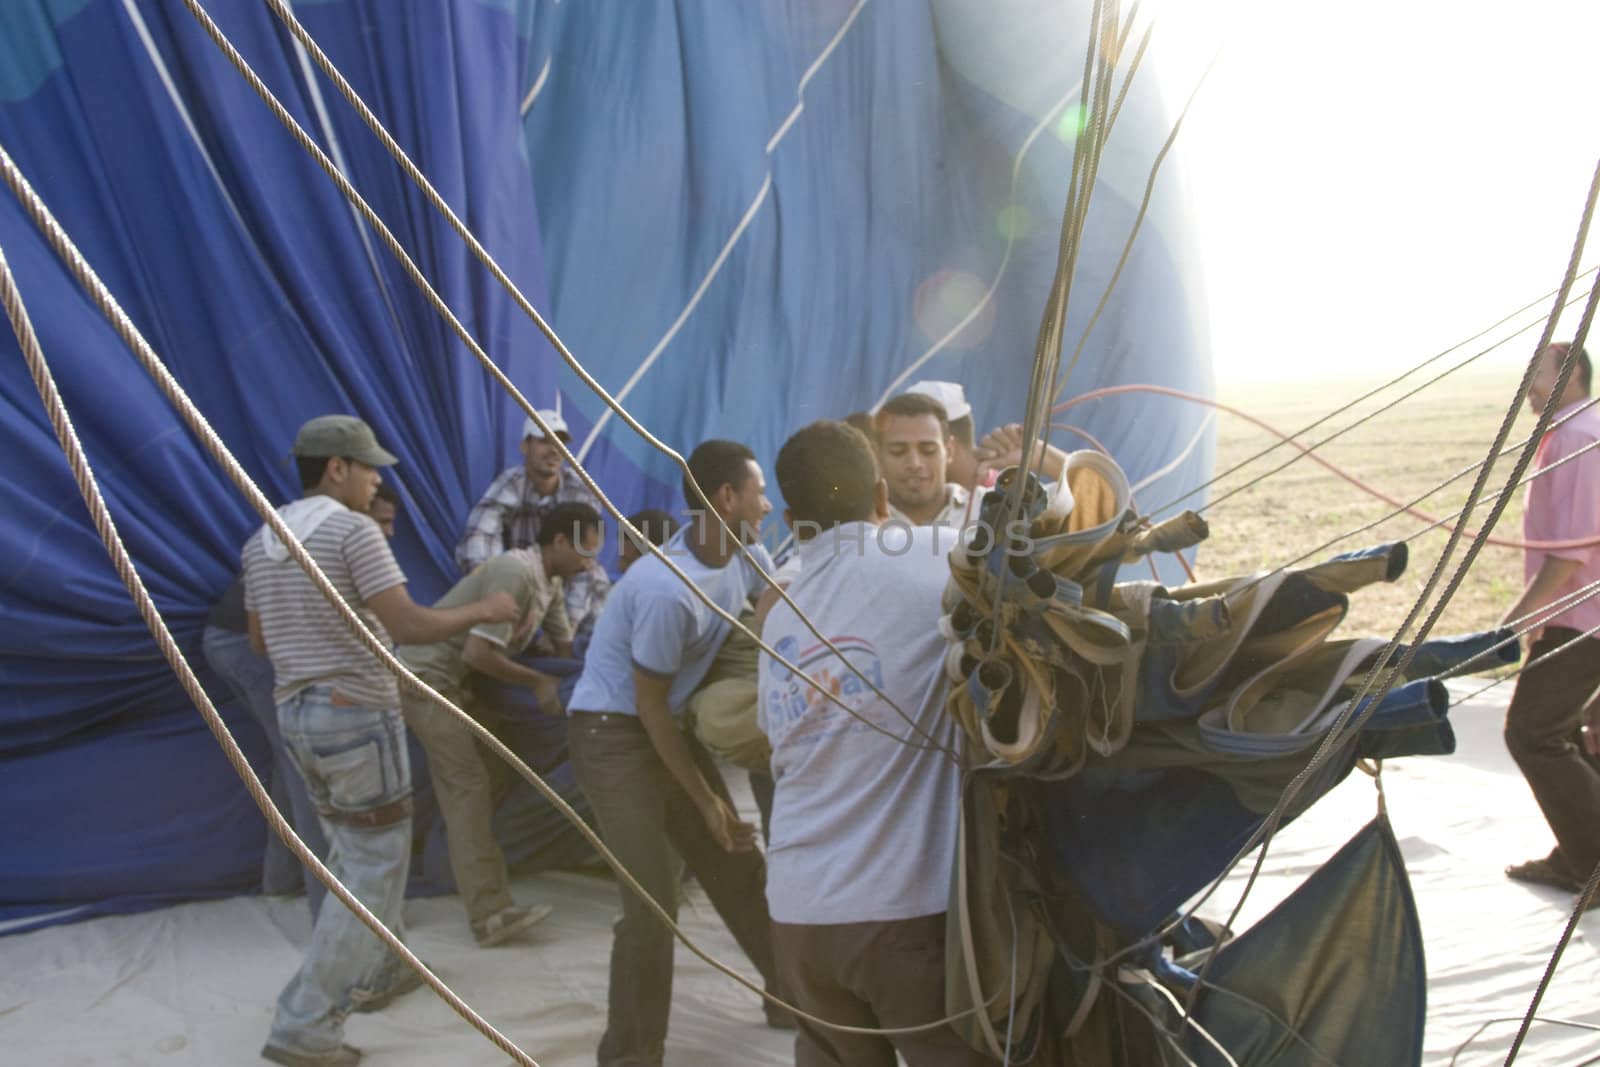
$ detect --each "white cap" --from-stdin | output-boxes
[522,409,571,442]
[906,380,971,422]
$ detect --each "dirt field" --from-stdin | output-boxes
[1192,362,1536,646]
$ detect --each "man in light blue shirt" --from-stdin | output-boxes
[567,439,786,1066]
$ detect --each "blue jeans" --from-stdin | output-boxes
[201,626,329,914]
[268,687,412,1055]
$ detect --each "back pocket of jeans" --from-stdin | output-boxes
[311,738,387,811]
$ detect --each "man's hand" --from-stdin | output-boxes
[697,794,758,853]
[532,674,564,716]
[974,423,1027,479]
[475,591,520,625]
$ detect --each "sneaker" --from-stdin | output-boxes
[260,1042,361,1066]
[350,962,427,1013]
[1506,852,1584,893]
[471,903,554,947]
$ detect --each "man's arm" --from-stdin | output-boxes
[974,422,1067,481]
[1500,556,1582,633]
[634,666,756,853]
[367,585,519,646]
[247,610,266,656]
[462,634,564,713]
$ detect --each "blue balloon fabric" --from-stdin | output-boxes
[0,0,1211,932]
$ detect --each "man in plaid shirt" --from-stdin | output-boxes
[455,410,611,637]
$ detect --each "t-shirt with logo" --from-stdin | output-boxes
[758,521,964,925]
[570,530,775,716]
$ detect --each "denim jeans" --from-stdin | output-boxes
[267,687,412,1055]
[201,626,329,914]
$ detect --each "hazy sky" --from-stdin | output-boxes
[1146,0,1600,385]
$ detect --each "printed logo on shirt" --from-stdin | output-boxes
[763,636,886,743]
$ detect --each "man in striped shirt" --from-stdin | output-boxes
[245,415,517,1067]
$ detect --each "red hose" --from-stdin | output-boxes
[1054,384,1600,552]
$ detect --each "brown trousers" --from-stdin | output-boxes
[401,686,514,926]
[1505,626,1600,880]
[773,913,999,1067]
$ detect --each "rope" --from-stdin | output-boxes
[0,144,980,1041]
[0,241,543,1064]
[1448,606,1600,708]
[1133,969,1243,1067]
[1439,576,1600,684]
[986,0,1122,659]
[1172,159,1600,1026]
[1504,854,1600,1065]
[1082,153,1600,1001]
[1197,399,1600,612]
[203,0,953,763]
[1151,270,1599,516]
[1053,385,1600,551]
[1051,21,1221,405]
[1447,1017,1600,1067]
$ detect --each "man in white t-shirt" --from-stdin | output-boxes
[567,439,786,1066]
[760,420,996,1067]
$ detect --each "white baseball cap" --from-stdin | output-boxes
[906,380,972,422]
[522,409,571,442]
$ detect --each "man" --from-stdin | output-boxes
[878,393,1070,530]
[455,409,611,635]
[618,508,682,573]
[1501,342,1600,908]
[245,415,518,1067]
[876,392,972,527]
[398,501,603,946]
[567,439,785,1066]
[367,484,400,539]
[204,469,405,915]
[759,420,994,1066]
[906,380,980,489]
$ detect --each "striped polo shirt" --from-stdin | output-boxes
[242,507,407,707]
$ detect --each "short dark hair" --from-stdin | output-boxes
[683,439,756,508]
[1546,341,1593,394]
[776,421,879,531]
[875,392,949,438]
[537,501,602,548]
[947,414,975,448]
[625,508,680,549]
[371,484,401,509]
[297,455,337,491]
[842,411,879,450]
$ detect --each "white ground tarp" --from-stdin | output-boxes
[2,682,1597,1065]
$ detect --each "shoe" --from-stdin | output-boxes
[260,1042,361,1066]
[1506,852,1584,893]
[764,1003,799,1030]
[350,962,427,1013]
[471,903,553,947]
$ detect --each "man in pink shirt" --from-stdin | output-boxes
[1501,341,1600,905]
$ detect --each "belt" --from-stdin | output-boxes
[320,795,413,829]
[569,710,642,727]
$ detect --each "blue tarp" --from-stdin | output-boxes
[0,0,1211,932]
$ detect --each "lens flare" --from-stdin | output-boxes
[913,269,996,350]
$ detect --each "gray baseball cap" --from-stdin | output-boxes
[291,415,398,467]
